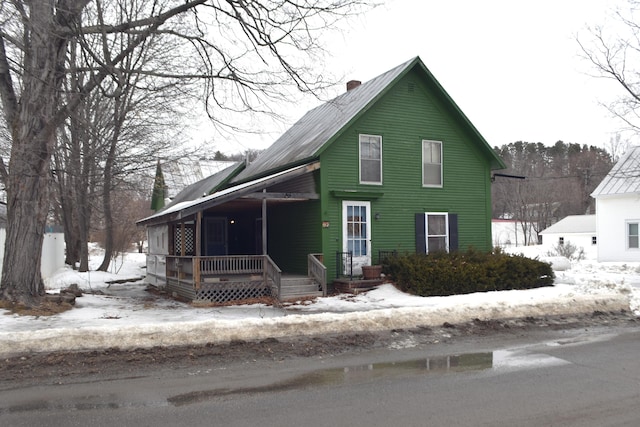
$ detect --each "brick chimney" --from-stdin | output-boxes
[346,80,361,91]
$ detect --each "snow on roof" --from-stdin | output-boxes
[540,214,596,235]
[591,145,640,198]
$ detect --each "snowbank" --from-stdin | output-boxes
[0,246,638,357]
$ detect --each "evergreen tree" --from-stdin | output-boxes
[150,161,166,211]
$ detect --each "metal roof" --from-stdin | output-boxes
[591,145,640,198]
[540,214,596,235]
[137,162,319,226]
[232,56,504,183]
[138,56,506,226]
[162,161,243,209]
[162,159,236,199]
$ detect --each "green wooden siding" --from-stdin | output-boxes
[268,200,322,275]
[319,69,495,279]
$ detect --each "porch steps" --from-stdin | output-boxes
[279,277,323,300]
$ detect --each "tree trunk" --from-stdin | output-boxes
[97,186,114,272]
[97,98,123,272]
[0,144,50,304]
[0,2,78,306]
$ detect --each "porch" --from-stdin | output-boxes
[147,254,326,303]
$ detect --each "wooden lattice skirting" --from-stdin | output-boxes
[195,281,272,303]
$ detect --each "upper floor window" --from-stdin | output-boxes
[628,222,639,249]
[422,140,442,187]
[359,134,382,184]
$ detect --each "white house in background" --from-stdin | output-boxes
[539,214,596,249]
[591,145,640,262]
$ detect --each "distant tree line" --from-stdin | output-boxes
[211,149,262,163]
[492,141,613,245]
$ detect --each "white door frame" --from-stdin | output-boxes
[342,200,371,275]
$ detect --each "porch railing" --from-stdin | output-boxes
[199,255,265,275]
[308,253,327,296]
[165,254,283,299]
[264,255,282,299]
[377,249,398,265]
[336,251,353,280]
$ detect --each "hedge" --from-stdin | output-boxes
[382,248,555,297]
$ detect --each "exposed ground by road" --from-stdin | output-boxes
[1,310,637,388]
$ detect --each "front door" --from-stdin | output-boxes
[342,201,371,275]
[205,217,228,255]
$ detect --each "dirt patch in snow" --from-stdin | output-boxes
[0,299,73,317]
[0,310,637,387]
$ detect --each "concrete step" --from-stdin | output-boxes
[279,277,323,299]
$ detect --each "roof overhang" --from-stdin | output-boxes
[137,161,320,227]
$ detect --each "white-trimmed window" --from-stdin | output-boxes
[359,134,382,184]
[628,222,639,249]
[422,140,442,187]
[426,213,449,253]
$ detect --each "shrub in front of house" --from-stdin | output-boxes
[546,242,585,261]
[382,248,554,297]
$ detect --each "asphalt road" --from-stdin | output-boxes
[2,320,640,426]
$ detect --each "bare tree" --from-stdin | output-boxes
[578,1,640,141]
[493,141,613,244]
[0,0,369,306]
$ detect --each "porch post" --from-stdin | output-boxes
[195,212,202,257]
[194,212,202,287]
[180,222,186,256]
[262,189,267,255]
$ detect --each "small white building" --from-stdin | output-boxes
[0,205,65,278]
[591,146,640,262]
[539,214,596,249]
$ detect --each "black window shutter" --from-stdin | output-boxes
[448,213,458,252]
[415,213,426,253]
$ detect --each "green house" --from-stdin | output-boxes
[137,56,505,303]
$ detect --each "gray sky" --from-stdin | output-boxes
[198,0,632,154]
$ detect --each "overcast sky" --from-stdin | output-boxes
[199,0,634,154]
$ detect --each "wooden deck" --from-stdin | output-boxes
[152,254,326,303]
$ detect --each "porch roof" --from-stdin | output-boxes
[137,161,320,226]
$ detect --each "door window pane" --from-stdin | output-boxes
[346,204,368,256]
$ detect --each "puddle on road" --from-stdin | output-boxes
[0,351,568,412]
[0,394,168,414]
[168,350,567,407]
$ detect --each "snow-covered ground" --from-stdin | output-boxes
[0,244,639,356]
